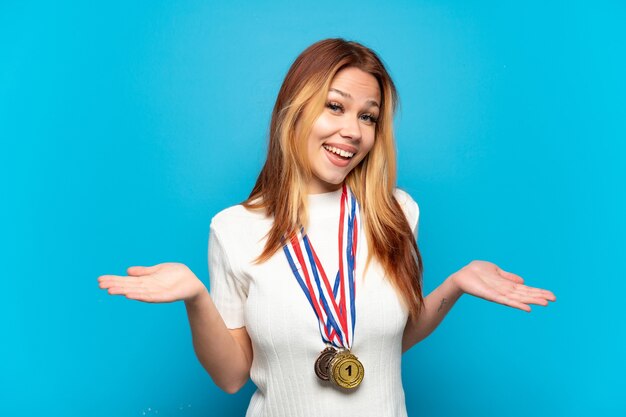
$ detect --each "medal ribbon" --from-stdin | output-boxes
[282,184,359,349]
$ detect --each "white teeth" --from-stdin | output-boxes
[323,144,355,158]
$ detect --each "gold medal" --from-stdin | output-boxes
[314,346,337,381]
[329,350,364,389]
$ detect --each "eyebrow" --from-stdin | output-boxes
[329,88,380,108]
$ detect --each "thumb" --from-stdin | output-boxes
[127,265,160,276]
[498,268,524,284]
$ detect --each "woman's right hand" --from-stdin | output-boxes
[97,262,207,303]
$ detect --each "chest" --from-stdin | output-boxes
[238,226,409,355]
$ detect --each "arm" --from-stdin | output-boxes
[401,275,463,353]
[98,262,252,394]
[402,261,557,354]
[184,288,253,394]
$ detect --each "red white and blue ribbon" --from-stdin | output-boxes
[282,184,360,349]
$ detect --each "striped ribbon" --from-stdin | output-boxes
[282,184,360,349]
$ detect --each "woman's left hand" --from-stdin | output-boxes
[450,260,556,312]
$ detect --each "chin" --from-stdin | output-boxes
[312,171,345,190]
[318,176,340,185]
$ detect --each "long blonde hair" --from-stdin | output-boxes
[242,38,424,320]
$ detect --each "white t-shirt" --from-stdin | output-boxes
[208,187,419,417]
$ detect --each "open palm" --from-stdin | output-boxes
[97,262,206,303]
[451,260,556,312]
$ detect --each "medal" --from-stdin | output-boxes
[314,346,337,381]
[283,184,364,390]
[329,349,364,389]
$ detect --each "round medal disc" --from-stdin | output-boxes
[329,351,364,389]
[314,347,337,381]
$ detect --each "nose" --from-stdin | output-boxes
[339,115,362,142]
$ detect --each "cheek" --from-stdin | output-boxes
[362,131,376,154]
[352,133,376,164]
[310,114,337,140]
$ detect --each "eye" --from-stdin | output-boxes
[360,113,379,124]
[326,101,344,112]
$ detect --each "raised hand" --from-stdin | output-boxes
[450,260,556,312]
[97,262,207,303]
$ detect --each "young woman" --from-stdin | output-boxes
[98,38,556,416]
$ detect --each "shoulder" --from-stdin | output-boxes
[209,203,273,248]
[393,188,420,233]
[393,188,419,216]
[211,203,269,229]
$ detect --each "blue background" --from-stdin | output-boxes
[1,0,624,416]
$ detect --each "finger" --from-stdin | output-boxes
[476,287,532,312]
[98,277,143,289]
[107,285,144,296]
[125,289,157,303]
[528,288,556,301]
[98,274,126,282]
[497,268,524,284]
[125,289,174,303]
[505,299,531,312]
[97,275,123,288]
[508,291,549,306]
[109,287,160,303]
[98,274,140,285]
[505,279,556,302]
[127,265,159,276]
[493,292,531,312]
[515,285,556,301]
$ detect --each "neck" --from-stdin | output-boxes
[307,180,344,195]
[306,185,345,219]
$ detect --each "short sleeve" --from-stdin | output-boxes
[208,223,248,329]
[393,188,420,240]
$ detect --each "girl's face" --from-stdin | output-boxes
[306,66,381,194]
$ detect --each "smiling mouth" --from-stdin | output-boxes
[322,144,355,159]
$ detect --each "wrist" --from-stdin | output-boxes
[446,274,465,300]
[185,285,210,307]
